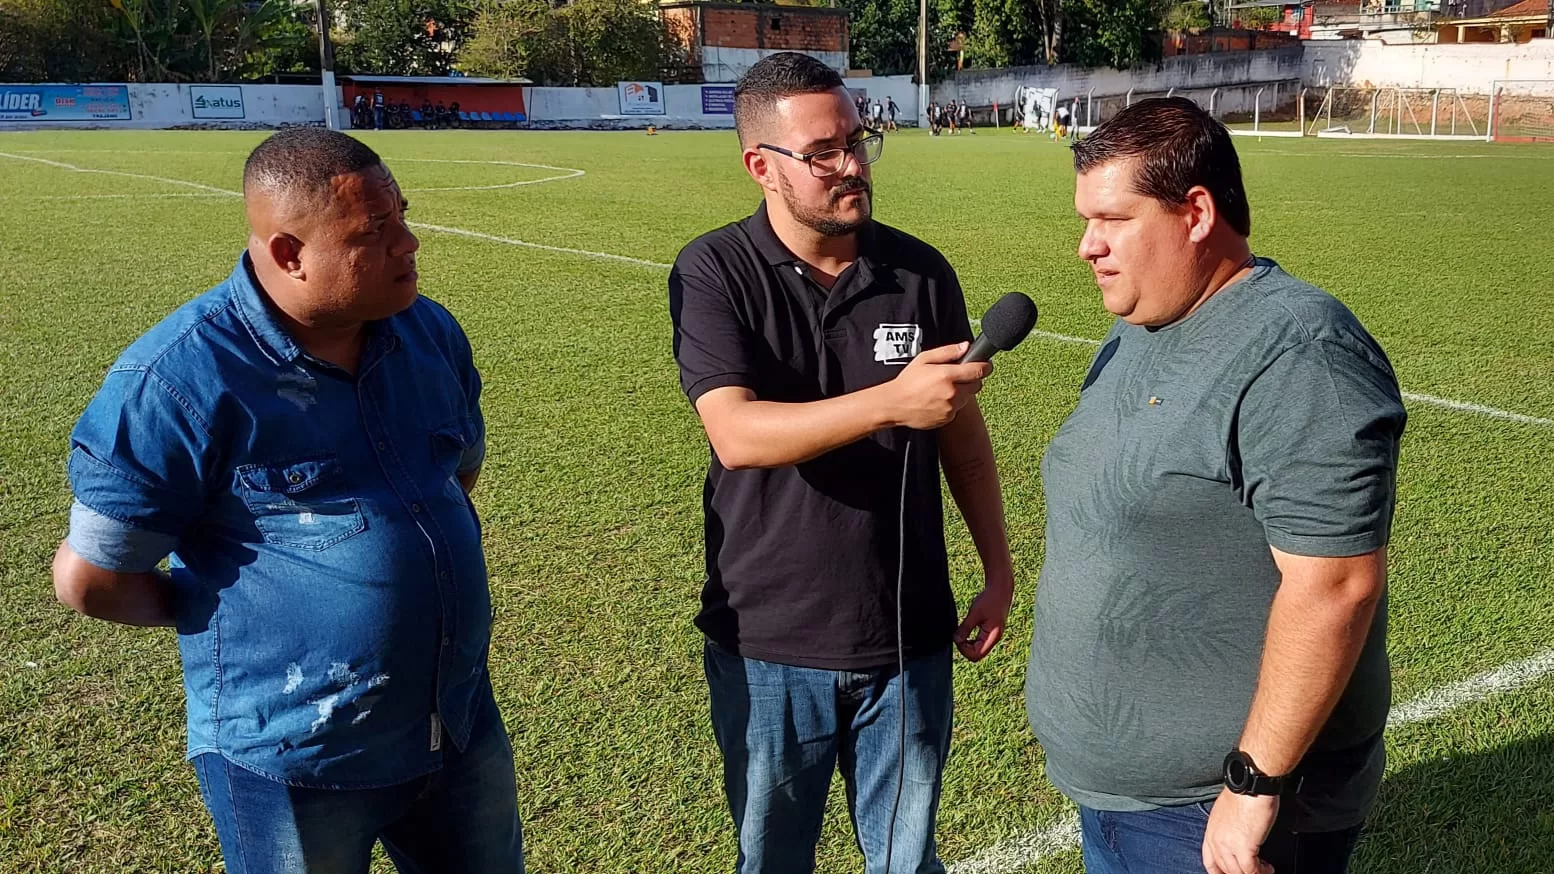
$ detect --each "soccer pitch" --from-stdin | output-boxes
[1,128,1552,873]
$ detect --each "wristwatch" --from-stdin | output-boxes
[1222,750,1300,797]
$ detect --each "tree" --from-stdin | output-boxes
[1061,0,1169,69]
[461,0,682,86]
[836,0,955,79]
[1164,0,1212,32]
[332,0,477,76]
[1236,5,1283,28]
[461,0,551,80]
[0,0,130,82]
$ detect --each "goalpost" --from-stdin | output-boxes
[1489,80,1554,143]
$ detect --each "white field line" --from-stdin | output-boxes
[970,320,1551,428]
[0,150,236,195]
[0,151,585,195]
[9,150,1550,429]
[407,222,672,269]
[947,648,1554,874]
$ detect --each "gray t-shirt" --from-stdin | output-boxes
[1025,259,1406,832]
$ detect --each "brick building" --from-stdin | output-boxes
[659,1,850,83]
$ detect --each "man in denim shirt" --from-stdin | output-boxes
[51,129,523,874]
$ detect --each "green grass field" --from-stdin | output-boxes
[2,128,1553,874]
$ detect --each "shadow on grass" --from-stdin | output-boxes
[1355,734,1554,873]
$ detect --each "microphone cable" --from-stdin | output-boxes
[883,436,911,874]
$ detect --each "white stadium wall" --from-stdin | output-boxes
[1304,39,1554,91]
[0,83,329,130]
[936,47,1306,113]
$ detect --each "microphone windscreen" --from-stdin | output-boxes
[981,292,1039,351]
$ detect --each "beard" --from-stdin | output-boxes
[778,171,873,238]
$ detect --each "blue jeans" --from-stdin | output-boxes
[193,705,523,874]
[1080,803,1362,874]
[704,641,954,874]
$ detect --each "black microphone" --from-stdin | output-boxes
[961,292,1039,363]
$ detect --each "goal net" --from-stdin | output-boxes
[1491,80,1554,143]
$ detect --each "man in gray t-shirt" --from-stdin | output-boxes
[1027,97,1405,874]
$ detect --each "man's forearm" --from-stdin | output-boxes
[53,543,178,627]
[1237,554,1385,775]
[939,401,1014,586]
[698,385,898,470]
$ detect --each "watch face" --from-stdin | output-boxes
[1224,753,1252,791]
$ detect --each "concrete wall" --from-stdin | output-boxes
[523,76,915,129]
[844,74,919,125]
[0,83,328,130]
[936,47,1306,112]
[525,84,739,129]
[699,47,850,83]
[1303,38,1554,91]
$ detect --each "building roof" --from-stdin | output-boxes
[1489,0,1548,18]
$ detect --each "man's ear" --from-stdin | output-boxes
[266,233,306,280]
[743,146,780,195]
[1183,185,1218,244]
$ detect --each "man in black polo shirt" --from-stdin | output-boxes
[669,52,1016,873]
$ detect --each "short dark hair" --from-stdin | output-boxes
[734,51,845,146]
[243,127,383,201]
[1071,97,1251,237]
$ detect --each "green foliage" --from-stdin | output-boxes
[332,0,477,76]
[1060,0,1168,69]
[461,0,552,81]
[0,0,128,82]
[837,0,955,79]
[1238,5,1285,28]
[1164,0,1212,33]
[462,0,683,86]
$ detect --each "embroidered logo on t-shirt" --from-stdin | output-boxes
[873,323,922,365]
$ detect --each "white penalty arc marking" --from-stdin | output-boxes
[389,157,586,192]
[947,648,1554,874]
[8,150,1549,430]
[0,150,237,196]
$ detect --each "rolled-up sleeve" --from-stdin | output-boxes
[1237,340,1407,558]
[66,367,211,572]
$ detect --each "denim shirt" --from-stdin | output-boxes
[66,254,491,789]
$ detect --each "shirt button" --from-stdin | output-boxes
[411,503,422,513]
[442,636,451,647]
[376,441,387,451]
[439,571,450,581]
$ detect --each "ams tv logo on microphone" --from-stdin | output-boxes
[873,323,922,366]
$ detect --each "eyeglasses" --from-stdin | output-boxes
[757,130,885,177]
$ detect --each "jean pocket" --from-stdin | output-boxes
[235,455,366,550]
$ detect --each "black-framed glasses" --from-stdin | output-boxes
[757,129,885,177]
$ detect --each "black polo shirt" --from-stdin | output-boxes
[669,202,973,670]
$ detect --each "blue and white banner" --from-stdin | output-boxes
[701,86,735,115]
[0,85,131,122]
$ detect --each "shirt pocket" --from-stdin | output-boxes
[234,455,367,550]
